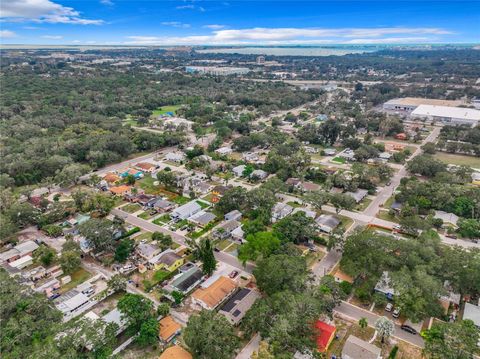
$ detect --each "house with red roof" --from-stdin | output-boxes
[315,320,336,352]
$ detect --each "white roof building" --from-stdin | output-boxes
[215,147,233,155]
[165,152,185,162]
[411,105,480,126]
[171,200,202,220]
[463,302,480,328]
[232,165,246,177]
[342,335,381,359]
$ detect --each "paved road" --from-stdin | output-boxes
[235,333,261,359]
[111,209,255,273]
[363,126,441,217]
[335,301,424,348]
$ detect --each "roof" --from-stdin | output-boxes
[157,251,182,266]
[342,335,381,359]
[192,276,237,309]
[374,271,396,296]
[272,202,293,217]
[315,214,340,229]
[217,219,241,233]
[159,316,182,341]
[385,97,463,107]
[315,320,336,352]
[219,288,261,325]
[463,303,480,327]
[434,210,459,226]
[159,346,192,359]
[301,182,320,191]
[189,211,216,225]
[412,105,480,122]
[225,209,242,219]
[15,240,39,255]
[103,173,119,182]
[232,164,246,173]
[292,208,316,219]
[171,266,203,293]
[212,185,230,195]
[109,185,131,195]
[346,189,368,203]
[149,198,174,209]
[137,243,161,258]
[135,162,156,170]
[9,255,33,268]
[103,308,128,328]
[251,169,268,178]
[55,290,90,313]
[173,201,201,217]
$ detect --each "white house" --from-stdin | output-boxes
[315,214,340,233]
[165,152,185,163]
[215,147,233,156]
[232,165,246,177]
[171,200,202,221]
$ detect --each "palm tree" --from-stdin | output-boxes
[375,316,395,344]
[359,317,368,330]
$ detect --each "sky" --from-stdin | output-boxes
[0,0,479,45]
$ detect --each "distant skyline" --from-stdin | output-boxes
[1,0,479,45]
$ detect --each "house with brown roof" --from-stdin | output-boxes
[159,345,192,359]
[103,173,120,183]
[109,185,132,196]
[135,162,156,172]
[158,315,182,343]
[192,276,237,310]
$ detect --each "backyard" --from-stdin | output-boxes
[152,105,182,116]
[60,268,92,293]
[434,152,480,169]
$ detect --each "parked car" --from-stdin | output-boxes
[385,303,393,312]
[400,324,417,335]
[392,308,400,318]
[229,270,239,279]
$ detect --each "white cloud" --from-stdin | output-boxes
[0,29,17,38]
[176,4,205,12]
[100,0,114,5]
[42,34,62,39]
[203,24,225,30]
[0,0,103,24]
[125,26,452,45]
[161,21,190,28]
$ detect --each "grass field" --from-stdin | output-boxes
[434,152,480,169]
[121,203,142,213]
[60,268,92,293]
[152,105,181,116]
[332,156,346,164]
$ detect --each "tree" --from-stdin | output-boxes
[238,231,281,264]
[254,254,308,296]
[305,190,329,210]
[156,170,176,189]
[157,303,170,317]
[41,224,63,237]
[79,218,118,253]
[107,274,127,293]
[359,317,368,329]
[421,142,437,154]
[0,215,18,243]
[54,163,90,187]
[422,320,479,359]
[118,293,155,334]
[34,245,56,266]
[184,310,239,359]
[216,186,248,214]
[251,341,275,359]
[198,239,217,276]
[457,218,480,238]
[152,231,173,250]
[273,212,318,244]
[114,238,134,262]
[125,174,136,185]
[329,192,356,214]
[407,155,446,177]
[59,250,81,274]
[375,316,395,344]
[136,318,158,347]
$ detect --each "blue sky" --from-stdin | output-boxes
[1,0,479,45]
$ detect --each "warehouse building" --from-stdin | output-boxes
[411,105,480,126]
[383,97,463,112]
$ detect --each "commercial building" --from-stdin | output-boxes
[383,97,463,112]
[411,105,480,126]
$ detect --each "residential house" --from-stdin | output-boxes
[109,185,131,196]
[339,148,355,161]
[232,164,246,177]
[324,148,336,156]
[146,198,175,213]
[346,189,368,203]
[271,202,293,223]
[158,316,182,343]
[54,290,93,321]
[231,225,245,243]
[191,276,237,310]
[120,168,144,179]
[0,240,39,264]
[9,255,34,269]
[242,152,260,163]
[374,271,396,300]
[149,250,184,272]
[159,346,192,359]
[299,181,320,192]
[390,201,403,213]
[286,177,302,187]
[215,147,233,156]
[434,210,459,228]
[171,201,202,221]
[395,133,407,141]
[304,146,318,154]
[165,152,185,163]
[102,308,128,336]
[219,288,261,325]
[136,243,162,261]
[316,215,341,233]
[378,152,392,161]
[472,172,480,186]
[103,173,120,184]
[463,302,480,329]
[342,335,382,359]
[134,162,156,173]
[225,210,242,221]
[315,320,336,352]
[188,211,216,228]
[214,220,242,239]
[250,169,268,181]
[166,266,203,294]
[131,193,155,206]
[292,208,316,219]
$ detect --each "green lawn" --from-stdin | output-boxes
[133,232,152,242]
[60,268,92,293]
[331,156,346,164]
[376,210,400,223]
[287,201,303,208]
[173,196,191,205]
[121,203,142,213]
[196,200,210,209]
[138,211,154,220]
[355,197,372,212]
[152,214,171,225]
[152,105,182,116]
[434,152,480,169]
[215,239,232,251]
[137,176,159,195]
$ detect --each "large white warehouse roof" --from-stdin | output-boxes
[411,105,480,122]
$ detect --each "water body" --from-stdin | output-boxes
[196,46,374,56]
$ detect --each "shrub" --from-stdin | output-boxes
[388,345,398,359]
[339,281,353,296]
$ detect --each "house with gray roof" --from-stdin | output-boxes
[346,189,368,203]
[214,220,241,239]
[232,165,246,177]
[271,202,293,223]
[219,288,261,325]
[250,169,268,181]
[374,271,396,300]
[315,214,340,233]
[463,302,480,329]
[342,335,382,359]
[136,243,162,261]
[188,211,216,227]
[225,210,242,221]
[171,200,202,221]
[146,198,175,212]
[166,266,204,294]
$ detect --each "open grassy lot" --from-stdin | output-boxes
[133,232,152,242]
[332,156,346,164]
[152,105,182,116]
[434,152,480,168]
[121,203,142,213]
[152,214,171,225]
[60,268,92,293]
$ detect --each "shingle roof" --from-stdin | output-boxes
[342,335,381,359]
[192,276,237,309]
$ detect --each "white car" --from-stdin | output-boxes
[385,303,393,312]
[392,308,400,318]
